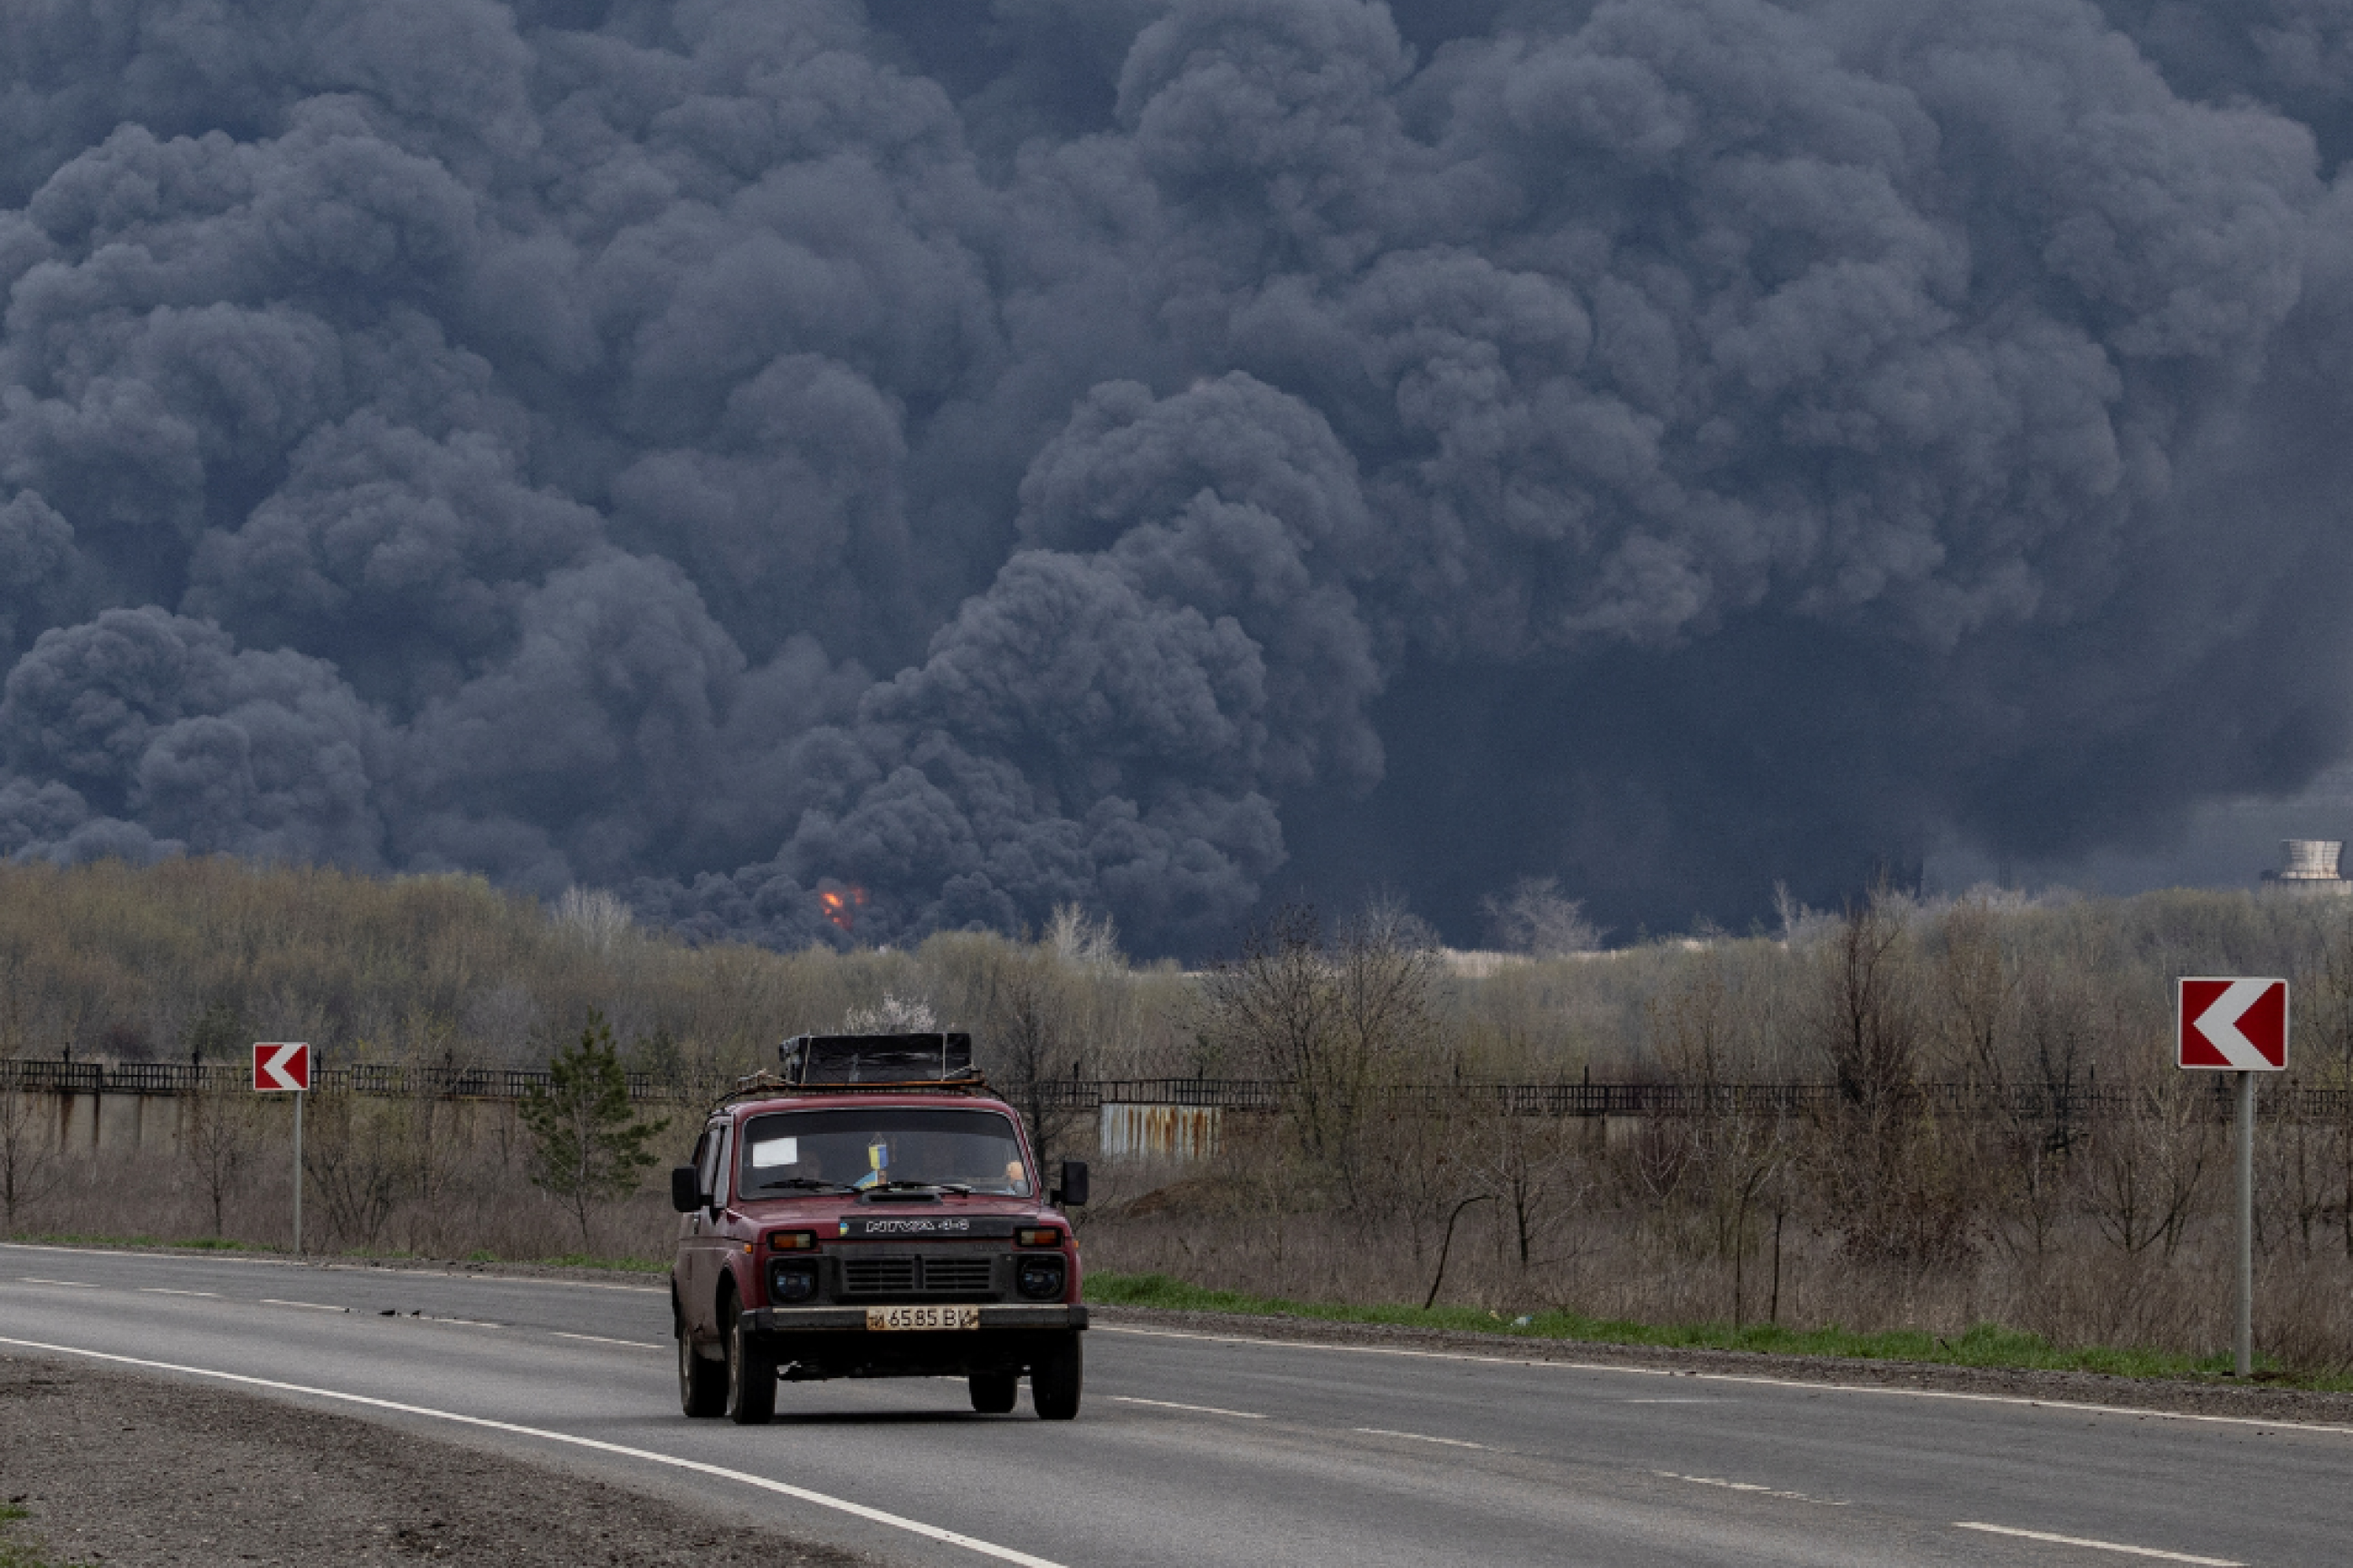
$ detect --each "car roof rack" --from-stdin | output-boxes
[705,1033,991,1112]
[719,1075,997,1107]
[778,1031,978,1087]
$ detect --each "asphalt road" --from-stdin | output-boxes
[1,1242,2343,1568]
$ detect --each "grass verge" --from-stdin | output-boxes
[0,1503,90,1568]
[2,1230,269,1253]
[3,1231,669,1274]
[1084,1271,2353,1391]
[536,1252,667,1273]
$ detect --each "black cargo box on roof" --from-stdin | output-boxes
[778,1031,976,1086]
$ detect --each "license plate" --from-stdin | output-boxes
[865,1305,981,1332]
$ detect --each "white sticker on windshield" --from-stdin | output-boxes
[750,1137,798,1169]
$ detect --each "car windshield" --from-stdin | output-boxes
[737,1107,1033,1198]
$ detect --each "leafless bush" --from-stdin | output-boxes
[181,1082,261,1236]
[0,1087,62,1231]
[1196,904,1443,1207]
[1481,878,1603,957]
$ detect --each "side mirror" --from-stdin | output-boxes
[669,1165,701,1214]
[1053,1158,1090,1209]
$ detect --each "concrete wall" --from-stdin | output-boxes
[5,1088,189,1157]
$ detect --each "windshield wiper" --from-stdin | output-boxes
[761,1176,859,1194]
[863,1180,972,1195]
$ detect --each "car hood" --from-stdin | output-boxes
[738,1196,1062,1236]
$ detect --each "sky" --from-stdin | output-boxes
[4,0,2353,954]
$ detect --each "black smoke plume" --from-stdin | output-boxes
[1,0,2348,952]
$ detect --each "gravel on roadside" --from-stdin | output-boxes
[0,1354,873,1568]
[1090,1304,2353,1428]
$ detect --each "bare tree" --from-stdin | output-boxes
[304,1093,415,1250]
[0,1081,62,1232]
[978,947,1088,1174]
[1649,955,1790,1324]
[1044,905,1121,967]
[182,1079,258,1237]
[1465,1098,1585,1274]
[0,936,62,1232]
[1803,891,1977,1265]
[2087,1066,2216,1259]
[1481,878,1603,956]
[553,887,634,953]
[2307,908,2353,1258]
[1198,904,1442,1205]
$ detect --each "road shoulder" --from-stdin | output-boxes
[0,1352,872,1568]
[1091,1305,2353,1427]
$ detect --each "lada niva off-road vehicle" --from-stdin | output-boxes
[670,1031,1089,1424]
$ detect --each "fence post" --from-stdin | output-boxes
[2235,1069,2254,1378]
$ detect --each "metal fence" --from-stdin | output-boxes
[0,1059,691,1103]
[5,1060,2347,1121]
[1044,1077,2352,1120]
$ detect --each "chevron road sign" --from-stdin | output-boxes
[252,1041,312,1257]
[2177,979,2289,1071]
[251,1041,311,1091]
[2179,976,2287,1380]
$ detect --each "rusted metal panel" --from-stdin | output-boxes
[1099,1102,1221,1160]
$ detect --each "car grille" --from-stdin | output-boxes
[842,1254,996,1298]
[919,1257,995,1295]
[843,1257,918,1294]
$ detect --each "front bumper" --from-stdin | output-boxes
[746,1303,1088,1333]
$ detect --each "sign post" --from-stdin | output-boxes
[252,1042,312,1257]
[2176,978,2287,1377]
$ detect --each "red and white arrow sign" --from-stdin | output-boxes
[2177,979,2288,1071]
[252,1041,311,1092]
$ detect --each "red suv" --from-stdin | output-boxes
[670,1032,1089,1424]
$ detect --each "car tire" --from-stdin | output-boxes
[1030,1333,1082,1421]
[968,1371,1018,1414]
[678,1314,727,1419]
[724,1295,776,1425]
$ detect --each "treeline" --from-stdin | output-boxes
[0,858,1195,1089]
[1105,888,2353,1373]
[7,858,2353,1368]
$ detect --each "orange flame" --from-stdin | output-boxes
[819,885,869,931]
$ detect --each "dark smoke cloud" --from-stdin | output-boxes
[1,0,2348,952]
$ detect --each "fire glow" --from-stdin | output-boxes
[819,886,869,931]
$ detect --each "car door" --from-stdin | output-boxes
[684,1120,729,1339]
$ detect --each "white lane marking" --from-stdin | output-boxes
[5,1241,297,1265]
[1624,1398,1724,1404]
[0,1335,1067,1568]
[1953,1522,2243,1565]
[1655,1471,1847,1506]
[418,1316,502,1327]
[1354,1427,1490,1450]
[260,1299,349,1313]
[1109,1395,1265,1420]
[1094,1325,2353,1438]
[0,1241,664,1293]
[551,1332,661,1350]
[18,1278,97,1288]
[138,1288,222,1297]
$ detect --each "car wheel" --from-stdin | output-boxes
[723,1294,776,1425]
[968,1371,1018,1414]
[1030,1333,1081,1421]
[678,1311,727,1419]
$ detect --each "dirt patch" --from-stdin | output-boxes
[1093,1305,2353,1427]
[0,1354,872,1567]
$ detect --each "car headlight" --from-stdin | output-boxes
[768,1260,819,1303]
[1015,1255,1066,1301]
